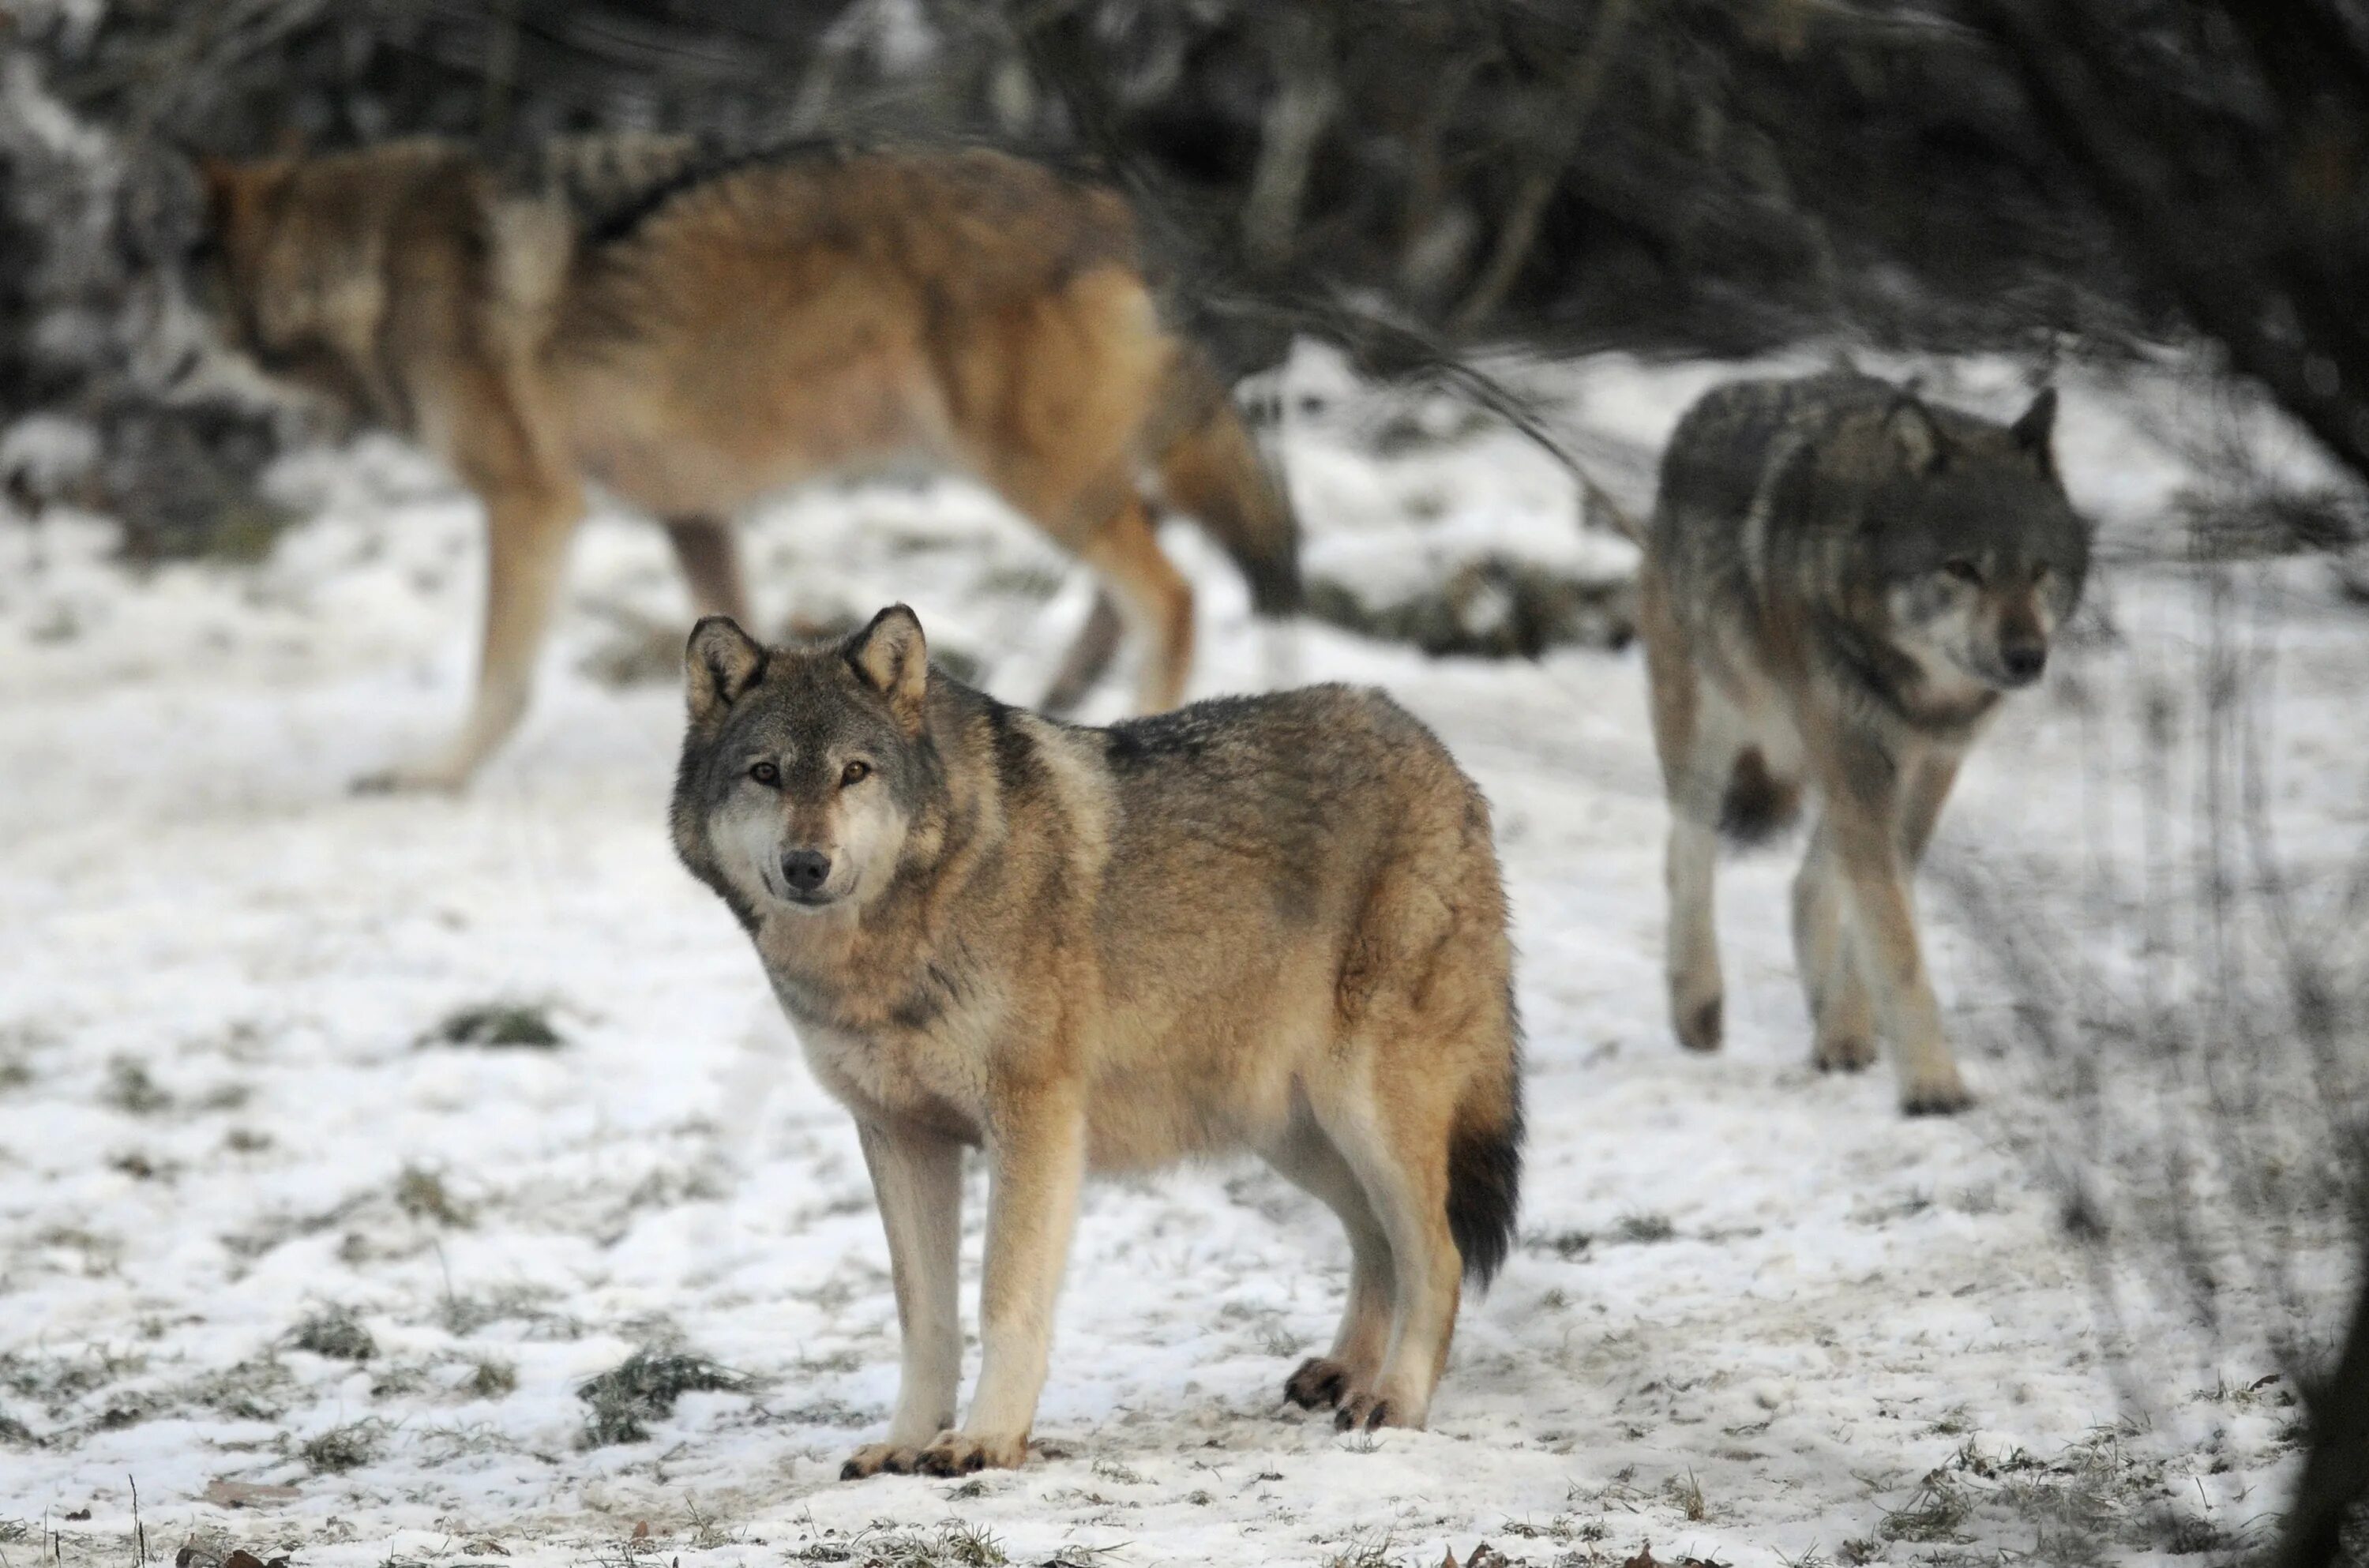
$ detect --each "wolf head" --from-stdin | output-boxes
[161,147,482,424]
[1863,388,2089,692]
[671,606,947,927]
[163,155,375,415]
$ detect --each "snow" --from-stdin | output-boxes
[2,349,2360,1567]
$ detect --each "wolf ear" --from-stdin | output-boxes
[2010,387,2059,479]
[849,604,929,729]
[685,616,767,722]
[1886,398,1948,475]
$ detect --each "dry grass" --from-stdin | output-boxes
[576,1348,753,1447]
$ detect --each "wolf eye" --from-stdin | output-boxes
[749,760,779,786]
[1942,558,1984,585]
[840,760,871,787]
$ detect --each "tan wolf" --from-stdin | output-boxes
[1638,371,2087,1114]
[181,136,1298,790]
[670,605,1522,1474]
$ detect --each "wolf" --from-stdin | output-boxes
[670,604,1522,1475]
[1637,370,2088,1114]
[178,135,1297,790]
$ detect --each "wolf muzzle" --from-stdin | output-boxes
[781,848,833,901]
[1998,640,2047,685]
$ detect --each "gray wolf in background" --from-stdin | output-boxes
[670,605,1521,1474]
[184,136,1298,790]
[1638,371,2087,1114]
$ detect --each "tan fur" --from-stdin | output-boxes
[672,610,1522,1474]
[193,139,1294,790]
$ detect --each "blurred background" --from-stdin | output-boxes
[5,4,2369,1565]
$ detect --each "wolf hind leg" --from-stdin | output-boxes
[1073,498,1194,713]
[1261,1112,1395,1412]
[1038,591,1124,718]
[1304,1085,1464,1433]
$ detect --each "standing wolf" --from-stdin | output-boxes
[1639,371,2088,1114]
[181,137,1297,790]
[670,605,1522,1474]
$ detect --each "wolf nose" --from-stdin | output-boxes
[782,850,832,895]
[2001,643,2047,683]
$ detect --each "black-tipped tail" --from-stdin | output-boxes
[1154,353,1301,619]
[1446,1079,1525,1288]
[1717,745,1802,846]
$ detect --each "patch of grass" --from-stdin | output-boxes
[576,1348,752,1448]
[395,1165,475,1227]
[438,1282,567,1337]
[108,1150,173,1181]
[1528,1229,1594,1260]
[2157,1512,2235,1555]
[1616,1213,1677,1244]
[430,1002,563,1050]
[1836,1543,1878,1567]
[0,1345,145,1414]
[298,1416,386,1474]
[291,1304,377,1361]
[1035,1550,1121,1568]
[684,1496,742,1551]
[104,1057,173,1115]
[1665,1469,1708,1521]
[465,1356,518,1399]
[779,1396,880,1428]
[1879,1472,1971,1544]
[368,1361,433,1399]
[178,1354,298,1422]
[413,1420,519,1468]
[1320,1532,1398,1568]
[798,1523,1008,1567]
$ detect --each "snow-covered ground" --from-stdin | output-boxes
[2,349,2360,1567]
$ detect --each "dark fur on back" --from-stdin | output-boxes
[509,133,848,250]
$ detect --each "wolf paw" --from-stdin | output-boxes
[1814,1033,1878,1073]
[1901,1075,1973,1117]
[1334,1392,1417,1432]
[1675,995,1724,1052]
[1285,1356,1351,1409]
[839,1442,922,1480]
[915,1430,1027,1475]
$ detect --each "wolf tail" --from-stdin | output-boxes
[1445,1029,1526,1289]
[1152,347,1301,618]
[1718,745,1804,846]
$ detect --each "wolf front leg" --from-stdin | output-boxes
[842,1120,963,1480]
[915,1086,1087,1475]
[1815,734,1970,1115]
